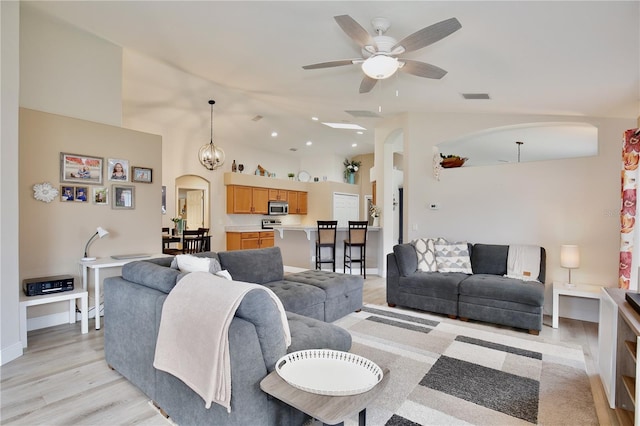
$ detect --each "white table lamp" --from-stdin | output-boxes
[560,244,580,286]
[82,226,109,261]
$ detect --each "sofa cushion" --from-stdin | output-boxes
[285,270,362,299]
[262,280,326,320]
[393,244,418,276]
[122,260,180,294]
[435,242,473,274]
[218,247,284,284]
[459,274,544,306]
[398,271,466,300]
[286,312,352,353]
[411,237,447,272]
[471,244,509,276]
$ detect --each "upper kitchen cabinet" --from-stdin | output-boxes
[269,189,288,202]
[226,185,269,214]
[288,191,308,215]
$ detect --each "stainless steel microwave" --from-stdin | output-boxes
[268,201,288,215]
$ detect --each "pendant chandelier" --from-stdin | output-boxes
[198,99,225,170]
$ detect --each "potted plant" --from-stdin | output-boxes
[287,173,295,180]
[439,154,468,168]
[343,159,361,184]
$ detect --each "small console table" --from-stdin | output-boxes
[80,254,168,330]
[260,367,390,426]
[19,288,88,348]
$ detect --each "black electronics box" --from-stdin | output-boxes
[626,292,640,316]
[23,275,74,297]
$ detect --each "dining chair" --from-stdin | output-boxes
[316,220,338,272]
[182,229,205,254]
[344,221,368,278]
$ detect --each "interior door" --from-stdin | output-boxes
[186,190,204,229]
[333,193,359,228]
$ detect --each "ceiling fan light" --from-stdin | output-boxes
[362,55,399,80]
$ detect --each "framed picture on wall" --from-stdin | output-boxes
[75,186,89,202]
[60,153,103,185]
[93,187,108,205]
[112,185,135,209]
[108,158,129,182]
[132,166,152,183]
[60,185,75,201]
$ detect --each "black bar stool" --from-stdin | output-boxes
[316,221,338,271]
[344,221,368,278]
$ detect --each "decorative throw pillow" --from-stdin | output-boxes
[172,254,222,274]
[434,242,473,274]
[411,237,447,272]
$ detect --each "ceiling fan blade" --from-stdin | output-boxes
[400,59,448,79]
[359,76,378,94]
[392,17,462,53]
[334,15,375,48]
[302,59,359,70]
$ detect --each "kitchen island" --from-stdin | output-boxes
[271,225,381,275]
[225,225,382,275]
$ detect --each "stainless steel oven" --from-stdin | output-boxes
[268,201,288,215]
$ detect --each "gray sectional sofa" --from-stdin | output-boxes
[387,243,546,334]
[104,247,363,426]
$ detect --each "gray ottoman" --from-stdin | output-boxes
[263,280,326,321]
[287,270,363,322]
[286,312,352,353]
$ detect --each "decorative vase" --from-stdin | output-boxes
[347,173,355,184]
[372,217,379,227]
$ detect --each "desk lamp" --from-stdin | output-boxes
[560,245,580,287]
[82,226,109,261]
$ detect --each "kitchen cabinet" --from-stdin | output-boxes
[288,191,308,215]
[227,185,269,214]
[226,231,275,251]
[268,189,288,201]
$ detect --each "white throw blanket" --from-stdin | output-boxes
[506,245,541,282]
[153,271,291,412]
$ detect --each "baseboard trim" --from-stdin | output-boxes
[0,341,23,365]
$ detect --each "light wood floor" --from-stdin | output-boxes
[0,276,622,425]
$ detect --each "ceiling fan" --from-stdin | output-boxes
[302,15,462,93]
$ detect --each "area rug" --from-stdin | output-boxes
[332,304,598,426]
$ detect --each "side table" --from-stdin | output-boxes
[80,254,168,330]
[552,281,602,328]
[19,288,88,347]
[260,366,390,426]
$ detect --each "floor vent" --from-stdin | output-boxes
[461,93,491,100]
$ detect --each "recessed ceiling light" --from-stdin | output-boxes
[311,117,319,121]
[306,141,312,146]
[321,122,367,130]
[352,143,358,147]
[271,131,278,137]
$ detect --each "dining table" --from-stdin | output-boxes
[162,233,211,253]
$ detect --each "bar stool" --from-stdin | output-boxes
[316,220,338,271]
[344,221,368,278]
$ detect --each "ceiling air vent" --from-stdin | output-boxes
[345,110,381,118]
[252,115,263,121]
[461,93,491,100]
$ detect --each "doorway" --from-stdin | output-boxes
[175,175,209,230]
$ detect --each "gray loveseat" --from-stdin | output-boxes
[387,243,546,334]
[104,247,362,425]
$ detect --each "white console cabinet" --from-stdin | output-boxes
[599,288,640,425]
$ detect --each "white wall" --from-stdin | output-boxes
[401,112,633,319]
[1,0,22,365]
[19,4,122,126]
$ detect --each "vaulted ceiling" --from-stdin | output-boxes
[26,1,640,158]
